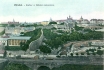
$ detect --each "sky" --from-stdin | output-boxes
[0,0,104,22]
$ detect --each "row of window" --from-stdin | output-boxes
[8,40,26,45]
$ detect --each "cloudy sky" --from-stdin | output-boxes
[0,0,104,22]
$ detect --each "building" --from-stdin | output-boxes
[41,21,49,25]
[76,16,89,24]
[95,28,104,32]
[5,26,35,36]
[55,15,74,24]
[90,19,104,25]
[8,19,19,26]
[0,36,31,46]
[66,15,74,23]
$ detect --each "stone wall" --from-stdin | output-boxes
[0,59,8,70]
[29,29,44,51]
[8,56,104,70]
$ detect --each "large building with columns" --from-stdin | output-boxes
[0,36,31,46]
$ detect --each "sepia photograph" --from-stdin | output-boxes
[0,0,104,70]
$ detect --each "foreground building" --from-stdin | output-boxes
[0,36,31,46]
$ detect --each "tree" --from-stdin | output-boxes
[92,52,96,56]
[97,50,103,56]
[49,21,57,24]
[70,53,73,56]
[98,46,101,49]
[0,29,5,36]
[81,53,84,55]
[20,42,23,49]
[10,24,15,27]
[39,45,51,54]
[4,63,30,70]
[76,53,79,56]
[74,24,83,31]
[20,42,26,51]
[87,52,90,56]
[20,32,24,34]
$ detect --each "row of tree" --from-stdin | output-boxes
[43,29,103,49]
[4,63,31,70]
[0,29,5,36]
[52,64,103,70]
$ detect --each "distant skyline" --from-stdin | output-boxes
[0,0,104,22]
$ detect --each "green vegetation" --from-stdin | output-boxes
[5,46,21,51]
[39,45,51,54]
[20,23,43,27]
[22,28,41,37]
[86,49,96,53]
[38,66,50,70]
[70,53,73,56]
[76,53,79,56]
[49,21,57,24]
[75,24,84,31]
[43,29,60,39]
[83,28,92,32]
[43,29,63,49]
[4,63,103,70]
[4,63,31,70]
[57,30,65,33]
[60,22,65,25]
[43,29,103,49]
[9,24,15,27]
[84,31,103,40]
[97,50,103,56]
[52,64,103,70]
[0,24,8,27]
[0,29,5,36]
[86,48,103,56]
[20,29,41,51]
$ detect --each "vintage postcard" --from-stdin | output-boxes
[0,0,104,70]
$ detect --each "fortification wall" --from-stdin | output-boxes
[29,29,44,51]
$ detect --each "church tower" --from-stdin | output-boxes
[49,17,53,22]
[80,16,83,21]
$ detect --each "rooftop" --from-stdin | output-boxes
[0,36,31,40]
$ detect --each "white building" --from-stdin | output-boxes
[0,36,31,46]
[5,26,35,36]
[91,41,104,46]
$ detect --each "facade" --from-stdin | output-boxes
[76,16,89,24]
[41,21,49,25]
[77,24,90,27]
[55,15,74,24]
[91,41,104,46]
[5,26,35,36]
[8,19,19,26]
[84,26,102,30]
[90,19,104,25]
[95,28,104,32]
[0,36,31,46]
